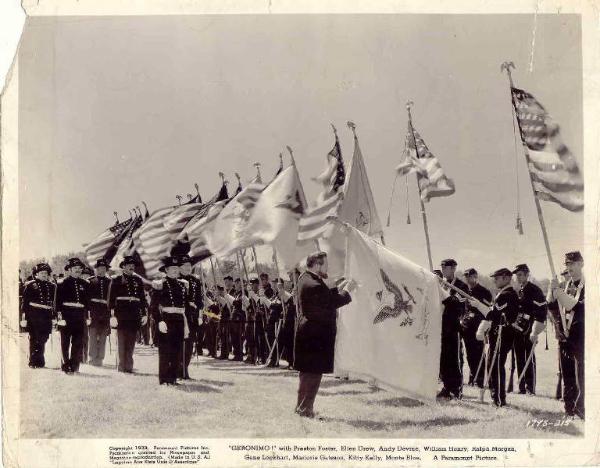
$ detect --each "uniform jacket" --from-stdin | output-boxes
[441,277,469,335]
[514,281,547,335]
[22,279,56,334]
[548,279,584,354]
[181,274,203,331]
[294,271,352,374]
[487,285,519,337]
[57,276,90,323]
[108,274,147,330]
[461,283,492,332]
[87,275,112,331]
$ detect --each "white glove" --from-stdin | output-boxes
[86,318,91,326]
[152,279,163,290]
[158,321,167,333]
[530,320,546,344]
[141,316,148,326]
[198,317,203,325]
[341,278,357,294]
[20,320,27,328]
[110,316,118,328]
[476,320,492,341]
[57,319,67,327]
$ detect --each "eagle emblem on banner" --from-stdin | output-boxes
[373,269,416,326]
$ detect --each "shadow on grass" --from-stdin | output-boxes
[369,397,425,408]
[230,370,298,379]
[319,415,475,432]
[320,386,383,397]
[319,378,363,388]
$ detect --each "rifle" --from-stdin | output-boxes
[507,347,515,393]
[555,348,563,400]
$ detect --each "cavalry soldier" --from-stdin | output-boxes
[512,264,547,395]
[437,259,469,400]
[151,256,189,385]
[243,278,260,364]
[548,251,585,419]
[108,256,147,373]
[178,255,203,379]
[230,279,248,362]
[56,258,90,374]
[474,268,519,407]
[87,259,112,366]
[461,268,492,388]
[21,263,56,368]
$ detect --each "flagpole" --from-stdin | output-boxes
[406,101,434,271]
[502,62,556,278]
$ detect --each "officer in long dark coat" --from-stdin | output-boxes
[21,263,56,368]
[151,256,189,385]
[512,264,547,395]
[294,252,354,418]
[548,251,585,418]
[56,258,90,374]
[178,255,203,379]
[461,268,492,388]
[87,259,112,366]
[474,268,519,406]
[437,259,469,400]
[108,256,147,373]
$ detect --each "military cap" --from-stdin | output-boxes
[159,256,180,272]
[249,277,259,284]
[564,251,583,263]
[119,255,138,269]
[33,263,52,275]
[178,255,192,265]
[95,258,110,269]
[64,257,86,271]
[511,263,529,274]
[490,268,512,278]
[259,272,270,279]
[464,268,478,276]
[216,285,225,291]
[441,259,457,267]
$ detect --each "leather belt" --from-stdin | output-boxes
[63,302,84,308]
[30,302,52,310]
[162,307,185,314]
[91,298,108,304]
[116,296,140,302]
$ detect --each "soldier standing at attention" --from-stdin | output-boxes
[215,285,234,359]
[108,256,147,373]
[512,264,547,395]
[460,268,492,388]
[56,258,90,374]
[548,251,585,419]
[437,259,469,400]
[87,259,112,366]
[21,263,56,368]
[474,268,519,407]
[80,266,94,364]
[243,278,260,364]
[178,255,203,379]
[151,256,189,385]
[230,278,248,362]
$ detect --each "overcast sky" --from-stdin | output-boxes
[18,14,582,278]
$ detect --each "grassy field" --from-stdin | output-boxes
[19,330,582,439]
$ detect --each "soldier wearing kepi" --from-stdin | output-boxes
[512,264,547,395]
[548,251,585,419]
[230,278,248,362]
[178,255,203,379]
[108,256,148,373]
[461,268,492,388]
[87,259,112,366]
[151,256,189,385]
[437,259,469,400]
[21,263,56,368]
[474,268,519,407]
[56,258,90,374]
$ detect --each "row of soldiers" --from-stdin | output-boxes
[20,254,299,385]
[434,251,584,419]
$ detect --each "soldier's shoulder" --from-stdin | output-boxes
[24,279,36,287]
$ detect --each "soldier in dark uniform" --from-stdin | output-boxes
[108,256,147,373]
[87,259,112,366]
[474,268,519,407]
[256,272,276,364]
[203,289,220,358]
[151,256,189,385]
[216,285,233,359]
[178,255,203,379]
[230,279,248,362]
[56,258,90,374]
[512,264,547,395]
[436,259,469,400]
[21,263,56,368]
[548,251,585,419]
[461,268,492,388]
[243,278,259,364]
[262,279,284,367]
[80,266,93,364]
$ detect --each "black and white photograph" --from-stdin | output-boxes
[1,1,598,467]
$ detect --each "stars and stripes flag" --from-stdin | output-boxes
[397,122,455,202]
[85,217,133,266]
[132,206,177,278]
[511,87,583,212]
[297,130,345,242]
[109,212,146,270]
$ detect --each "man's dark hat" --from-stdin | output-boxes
[95,258,110,269]
[178,255,192,265]
[64,257,86,271]
[464,268,478,276]
[432,269,443,278]
[34,263,52,275]
[565,251,583,263]
[119,256,138,269]
[441,259,457,267]
[259,272,269,279]
[159,256,180,272]
[490,268,512,278]
[511,264,529,274]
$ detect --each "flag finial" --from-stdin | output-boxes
[176,195,182,206]
[113,211,119,224]
[347,121,357,138]
[286,145,296,166]
[501,61,516,87]
[194,183,202,202]
[187,193,193,201]
[253,162,262,180]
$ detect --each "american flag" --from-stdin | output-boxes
[133,206,177,278]
[85,218,132,266]
[297,131,345,242]
[511,87,583,212]
[399,122,455,202]
[234,175,266,211]
[109,213,145,270]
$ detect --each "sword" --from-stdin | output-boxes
[517,343,537,386]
